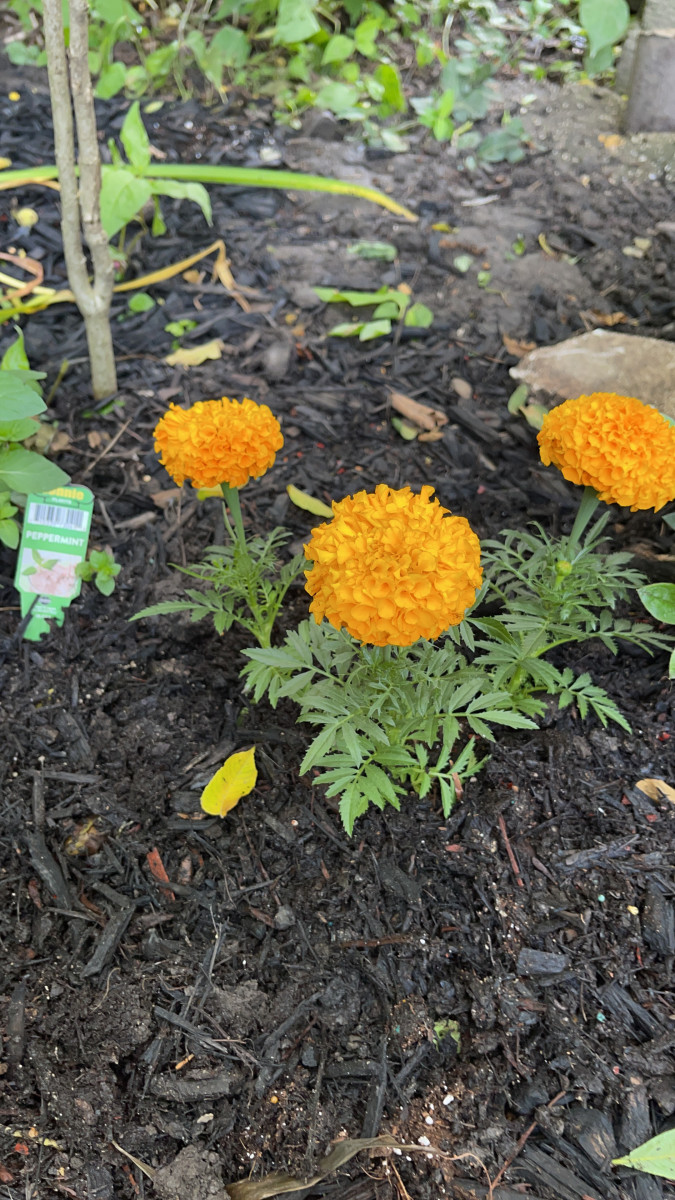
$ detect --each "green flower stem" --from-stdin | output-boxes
[568,486,600,554]
[221,483,246,546]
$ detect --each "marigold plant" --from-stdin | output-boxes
[134,395,301,648]
[537,392,675,512]
[304,483,482,646]
[154,396,283,490]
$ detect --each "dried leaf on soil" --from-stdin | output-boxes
[201,747,257,817]
[165,339,223,367]
[389,389,447,433]
[226,1135,435,1199]
[636,778,675,805]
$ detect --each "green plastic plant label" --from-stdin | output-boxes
[14,485,94,641]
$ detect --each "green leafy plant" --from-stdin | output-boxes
[638,581,675,679]
[0,329,69,548]
[243,619,535,834]
[579,0,630,74]
[134,520,304,647]
[76,547,121,596]
[131,398,304,649]
[315,285,433,341]
[471,508,670,732]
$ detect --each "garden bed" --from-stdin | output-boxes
[1,76,675,1200]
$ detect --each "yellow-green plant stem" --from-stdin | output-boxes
[568,485,600,554]
[0,163,418,221]
[221,483,246,547]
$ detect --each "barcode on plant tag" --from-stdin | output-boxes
[27,502,88,532]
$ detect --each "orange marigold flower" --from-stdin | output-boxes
[153,397,283,490]
[304,484,482,647]
[538,392,675,512]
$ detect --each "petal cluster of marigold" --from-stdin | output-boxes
[153,397,283,489]
[537,392,675,512]
[304,484,482,647]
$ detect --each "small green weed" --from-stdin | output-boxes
[0,329,69,548]
[76,548,121,597]
[315,285,433,342]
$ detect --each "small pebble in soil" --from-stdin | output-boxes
[418,1136,431,1146]
[274,906,295,930]
[443,1094,455,1106]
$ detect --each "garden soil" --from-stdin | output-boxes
[1,70,675,1200]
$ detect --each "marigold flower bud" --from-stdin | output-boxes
[304,484,482,646]
[154,397,283,490]
[538,392,675,512]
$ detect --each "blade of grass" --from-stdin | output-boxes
[0,163,417,220]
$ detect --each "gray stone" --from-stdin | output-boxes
[274,905,296,930]
[510,330,675,420]
[517,948,569,976]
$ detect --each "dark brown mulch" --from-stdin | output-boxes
[1,77,675,1200]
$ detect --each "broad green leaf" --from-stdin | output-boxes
[0,518,19,549]
[0,417,39,441]
[478,130,518,162]
[120,101,151,170]
[347,241,397,261]
[0,375,46,419]
[373,63,405,113]
[273,0,320,45]
[359,319,391,340]
[404,303,434,327]
[99,168,152,238]
[286,484,333,520]
[354,16,381,57]
[92,0,137,21]
[200,747,257,817]
[128,292,155,314]
[322,34,355,65]
[95,61,127,99]
[328,322,364,337]
[316,287,397,308]
[580,0,629,59]
[391,417,418,441]
[144,43,179,78]
[453,254,474,273]
[508,384,529,414]
[148,179,212,225]
[314,82,361,115]
[373,301,400,319]
[0,446,69,493]
[1,329,30,371]
[613,1128,675,1181]
[204,25,251,78]
[638,583,675,626]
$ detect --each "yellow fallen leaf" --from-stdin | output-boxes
[538,233,556,257]
[636,778,675,805]
[15,207,38,228]
[287,484,333,520]
[200,747,257,817]
[165,338,222,367]
[0,157,12,170]
[598,133,624,151]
